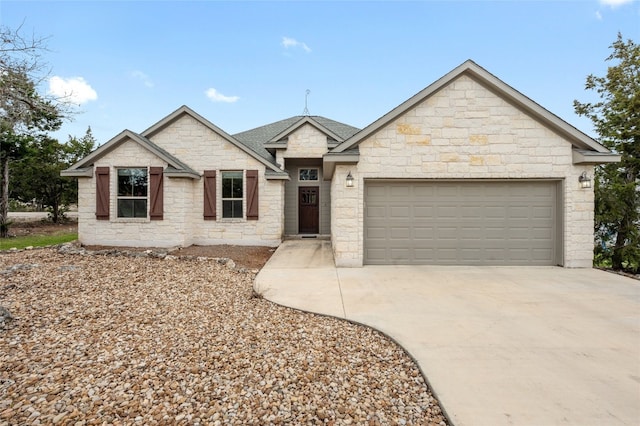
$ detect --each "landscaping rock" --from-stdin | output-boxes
[0,249,448,425]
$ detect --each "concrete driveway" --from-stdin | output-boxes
[255,240,640,426]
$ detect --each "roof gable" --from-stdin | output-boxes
[61,130,200,178]
[331,60,613,156]
[234,115,360,146]
[267,117,344,143]
[142,105,282,172]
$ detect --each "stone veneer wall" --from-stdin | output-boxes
[78,114,284,248]
[331,75,594,268]
[283,124,329,159]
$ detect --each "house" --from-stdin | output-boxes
[62,60,619,267]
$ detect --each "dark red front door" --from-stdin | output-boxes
[298,186,319,234]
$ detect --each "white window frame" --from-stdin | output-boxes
[116,167,149,219]
[221,170,244,219]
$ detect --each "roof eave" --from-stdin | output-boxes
[60,167,93,178]
[322,152,360,180]
[572,149,621,165]
[265,170,290,180]
[264,142,287,149]
[164,168,201,179]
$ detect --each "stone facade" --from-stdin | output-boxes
[282,124,330,159]
[331,75,595,267]
[77,115,284,248]
[70,63,611,268]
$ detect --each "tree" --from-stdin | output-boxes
[0,24,64,236]
[574,33,640,273]
[9,128,95,223]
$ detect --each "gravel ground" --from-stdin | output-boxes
[0,248,448,425]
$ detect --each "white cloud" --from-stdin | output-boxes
[595,10,603,19]
[600,0,634,7]
[48,76,98,105]
[282,36,311,53]
[205,88,239,103]
[131,70,154,88]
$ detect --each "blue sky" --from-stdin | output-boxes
[1,0,638,145]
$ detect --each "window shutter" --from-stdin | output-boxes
[203,170,216,220]
[246,170,259,220]
[149,167,164,220]
[95,167,110,220]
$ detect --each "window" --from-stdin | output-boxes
[222,171,243,218]
[117,168,148,218]
[299,168,318,181]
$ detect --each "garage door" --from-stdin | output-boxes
[364,180,561,265]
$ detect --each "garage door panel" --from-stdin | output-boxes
[533,249,553,260]
[435,248,458,260]
[507,249,530,261]
[364,180,559,265]
[414,206,434,216]
[437,227,459,239]
[366,248,387,262]
[414,227,435,239]
[367,227,387,239]
[390,248,411,260]
[390,185,410,197]
[508,206,530,218]
[366,206,386,218]
[460,226,484,239]
[390,227,411,239]
[533,207,553,219]
[414,186,435,197]
[436,185,460,197]
[366,186,386,197]
[531,227,553,239]
[414,248,435,260]
[390,206,410,218]
[485,206,507,219]
[436,206,459,217]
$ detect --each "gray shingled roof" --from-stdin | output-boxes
[234,116,360,145]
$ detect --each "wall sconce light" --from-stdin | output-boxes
[346,171,354,188]
[579,171,592,189]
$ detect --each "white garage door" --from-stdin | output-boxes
[364,180,561,265]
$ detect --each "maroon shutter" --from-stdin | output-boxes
[246,170,259,220]
[203,170,216,220]
[149,167,164,220]
[95,167,110,220]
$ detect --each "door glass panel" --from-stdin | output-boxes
[300,189,318,205]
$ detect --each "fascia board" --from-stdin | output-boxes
[572,150,621,165]
[60,167,93,177]
[265,170,290,180]
[322,153,360,179]
[164,169,201,179]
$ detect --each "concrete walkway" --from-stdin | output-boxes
[255,240,640,426]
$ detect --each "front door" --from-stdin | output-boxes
[298,186,319,234]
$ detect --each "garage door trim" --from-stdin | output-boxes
[363,179,564,266]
